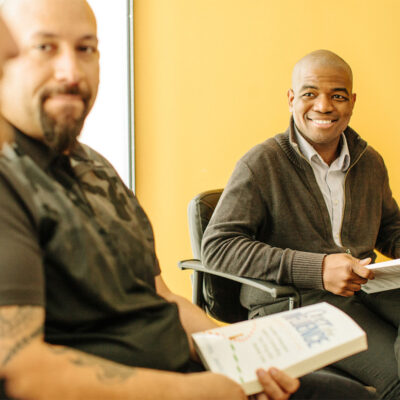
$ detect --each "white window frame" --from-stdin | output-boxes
[80,0,135,190]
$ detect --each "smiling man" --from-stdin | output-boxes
[202,50,400,399]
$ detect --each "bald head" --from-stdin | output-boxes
[0,0,100,153]
[1,0,97,33]
[292,50,353,92]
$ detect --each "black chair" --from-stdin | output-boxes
[178,189,300,323]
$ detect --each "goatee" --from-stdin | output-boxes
[39,85,91,154]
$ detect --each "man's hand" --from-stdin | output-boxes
[253,368,300,400]
[322,254,374,296]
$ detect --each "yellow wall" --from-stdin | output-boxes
[134,0,400,300]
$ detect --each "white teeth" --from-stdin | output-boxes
[313,120,332,124]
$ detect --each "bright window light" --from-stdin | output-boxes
[81,0,133,188]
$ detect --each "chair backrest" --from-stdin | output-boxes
[187,189,248,323]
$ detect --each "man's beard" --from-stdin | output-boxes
[39,85,91,154]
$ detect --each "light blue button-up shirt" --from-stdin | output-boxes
[293,126,350,246]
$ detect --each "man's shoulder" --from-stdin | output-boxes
[76,142,114,168]
[239,131,298,169]
[238,130,292,168]
[362,144,386,169]
[75,142,133,199]
[344,128,388,174]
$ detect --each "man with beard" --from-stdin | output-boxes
[0,1,377,399]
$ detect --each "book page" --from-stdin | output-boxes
[362,258,400,293]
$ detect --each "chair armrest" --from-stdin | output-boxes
[178,259,300,301]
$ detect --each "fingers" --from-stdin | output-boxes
[352,258,374,280]
[322,254,374,296]
[256,368,300,400]
[269,368,300,393]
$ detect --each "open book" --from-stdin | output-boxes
[192,302,366,396]
[362,258,400,293]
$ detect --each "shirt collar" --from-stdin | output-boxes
[293,124,350,171]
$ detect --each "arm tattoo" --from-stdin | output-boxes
[1,307,135,386]
[0,306,40,338]
[49,347,136,385]
[72,355,136,384]
[1,325,43,366]
[0,307,43,367]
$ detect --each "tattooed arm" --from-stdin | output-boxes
[0,305,248,400]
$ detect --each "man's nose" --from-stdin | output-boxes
[54,48,83,85]
[313,94,334,113]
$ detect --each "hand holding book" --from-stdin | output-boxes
[193,302,367,396]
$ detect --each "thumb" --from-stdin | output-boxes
[354,257,374,279]
[359,257,372,266]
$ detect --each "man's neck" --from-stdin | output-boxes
[311,139,341,166]
[293,123,342,166]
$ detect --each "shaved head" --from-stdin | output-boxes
[292,50,353,92]
[0,0,97,35]
[2,0,96,28]
[0,0,99,153]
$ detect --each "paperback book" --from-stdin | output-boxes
[192,302,367,396]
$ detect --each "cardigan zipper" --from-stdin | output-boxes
[339,147,368,250]
[294,142,368,250]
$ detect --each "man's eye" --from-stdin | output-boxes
[332,94,348,101]
[302,93,315,98]
[36,44,55,52]
[78,45,97,54]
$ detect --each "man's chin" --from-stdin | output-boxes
[40,105,87,153]
[42,119,84,154]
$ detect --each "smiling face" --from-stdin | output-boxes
[288,55,356,160]
[0,0,99,153]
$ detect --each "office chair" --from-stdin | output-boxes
[178,189,300,323]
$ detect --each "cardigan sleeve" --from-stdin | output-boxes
[201,158,325,289]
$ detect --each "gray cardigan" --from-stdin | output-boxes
[201,119,400,290]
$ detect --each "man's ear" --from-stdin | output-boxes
[352,93,356,107]
[287,89,294,112]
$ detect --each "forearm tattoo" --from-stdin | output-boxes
[49,347,136,384]
[71,353,135,384]
[0,307,135,386]
[0,306,43,366]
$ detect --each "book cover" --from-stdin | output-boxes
[192,302,367,396]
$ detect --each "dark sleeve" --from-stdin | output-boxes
[0,174,44,306]
[201,159,324,288]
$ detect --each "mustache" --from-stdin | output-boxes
[40,85,91,104]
